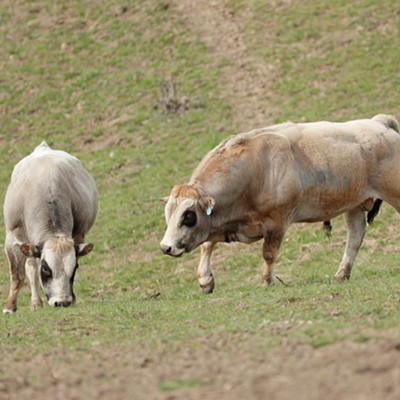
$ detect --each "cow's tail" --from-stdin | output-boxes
[323,198,383,237]
[367,198,383,225]
[323,220,332,238]
[372,114,399,133]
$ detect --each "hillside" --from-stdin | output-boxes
[1,1,400,399]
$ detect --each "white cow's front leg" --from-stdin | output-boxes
[3,242,26,314]
[197,241,216,294]
[333,208,366,282]
[25,257,43,310]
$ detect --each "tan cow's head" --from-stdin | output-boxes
[160,185,215,256]
[20,235,93,307]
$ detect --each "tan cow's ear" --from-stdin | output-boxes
[200,196,215,216]
[76,243,93,257]
[20,243,41,258]
[160,196,169,205]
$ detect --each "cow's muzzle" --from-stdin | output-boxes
[48,296,74,308]
[54,300,72,308]
[160,243,172,255]
[160,243,184,257]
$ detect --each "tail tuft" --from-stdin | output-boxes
[367,199,383,225]
[323,220,332,238]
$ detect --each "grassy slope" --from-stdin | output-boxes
[0,0,400,356]
[232,0,400,122]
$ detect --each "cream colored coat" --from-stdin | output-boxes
[3,142,98,312]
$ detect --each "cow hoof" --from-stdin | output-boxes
[3,308,16,315]
[201,283,214,294]
[332,274,350,283]
[30,300,43,311]
[262,275,275,287]
[199,275,215,294]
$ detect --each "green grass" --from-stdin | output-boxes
[3,258,400,353]
[243,0,400,122]
[1,0,400,360]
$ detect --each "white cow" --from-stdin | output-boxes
[3,142,98,313]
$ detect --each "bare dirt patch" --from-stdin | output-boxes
[174,0,280,132]
[2,334,400,399]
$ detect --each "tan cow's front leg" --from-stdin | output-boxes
[3,243,26,314]
[262,229,285,286]
[197,241,216,294]
[25,257,43,311]
[333,207,366,282]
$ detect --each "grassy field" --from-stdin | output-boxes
[0,0,400,396]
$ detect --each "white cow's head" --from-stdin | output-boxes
[160,185,215,256]
[20,235,93,307]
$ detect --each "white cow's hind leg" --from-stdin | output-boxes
[333,207,366,282]
[197,241,215,294]
[25,257,43,310]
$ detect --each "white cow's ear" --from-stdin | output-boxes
[200,196,215,216]
[160,196,169,206]
[76,243,94,257]
[20,243,41,258]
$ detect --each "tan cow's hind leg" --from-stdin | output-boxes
[3,243,26,314]
[25,257,43,310]
[197,241,216,294]
[333,208,366,282]
[262,229,286,286]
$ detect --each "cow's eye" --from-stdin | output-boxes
[182,210,197,228]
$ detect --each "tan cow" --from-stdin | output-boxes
[3,142,98,313]
[160,114,399,293]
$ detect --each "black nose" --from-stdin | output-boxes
[160,244,172,254]
[54,301,72,308]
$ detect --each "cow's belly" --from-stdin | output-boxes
[223,222,264,244]
[293,195,369,223]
